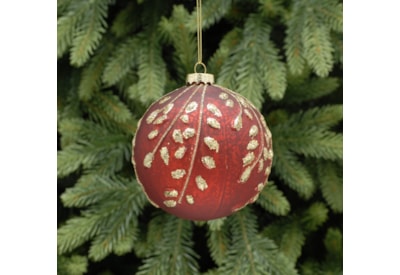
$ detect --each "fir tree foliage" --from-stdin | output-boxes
[57,254,88,275]
[284,0,342,76]
[58,0,342,273]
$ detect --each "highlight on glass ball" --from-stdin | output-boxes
[132,73,273,221]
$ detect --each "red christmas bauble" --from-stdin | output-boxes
[132,73,273,220]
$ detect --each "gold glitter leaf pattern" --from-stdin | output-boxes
[207,117,221,129]
[174,146,187,159]
[201,156,216,169]
[160,147,169,165]
[172,129,184,143]
[147,130,159,140]
[182,128,196,139]
[207,103,222,117]
[143,152,154,168]
[171,169,186,179]
[163,200,177,207]
[204,137,219,152]
[195,175,208,191]
[164,189,178,197]
[185,101,198,113]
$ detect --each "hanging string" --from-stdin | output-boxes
[194,0,206,73]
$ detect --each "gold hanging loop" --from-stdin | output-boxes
[187,0,214,84]
[195,0,207,73]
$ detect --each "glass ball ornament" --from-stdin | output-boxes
[132,73,273,220]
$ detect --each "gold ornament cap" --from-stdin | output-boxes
[186,73,214,85]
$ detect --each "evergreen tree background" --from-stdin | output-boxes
[57,0,342,274]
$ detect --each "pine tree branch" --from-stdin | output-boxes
[219,209,298,274]
[58,177,147,258]
[70,0,113,67]
[57,1,91,58]
[219,15,286,107]
[317,160,343,213]
[315,0,343,33]
[207,225,229,266]
[136,29,167,105]
[283,77,340,105]
[272,106,343,161]
[159,5,196,78]
[284,1,306,75]
[102,36,140,86]
[57,131,131,178]
[272,144,315,199]
[186,0,233,31]
[284,130,343,160]
[302,12,334,77]
[207,28,242,77]
[279,221,306,263]
[137,215,200,275]
[57,254,88,275]
[255,182,291,216]
[300,202,329,233]
[110,2,139,38]
[324,227,343,264]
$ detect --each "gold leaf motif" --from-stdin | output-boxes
[185,101,198,113]
[147,130,159,140]
[247,140,259,150]
[143,152,154,168]
[239,166,252,183]
[204,136,219,152]
[183,128,196,139]
[263,148,273,160]
[180,114,189,124]
[265,166,271,176]
[195,175,208,191]
[164,189,178,197]
[207,103,222,117]
[244,109,253,120]
[163,103,174,114]
[163,200,177,207]
[174,146,187,159]
[171,169,186,179]
[201,156,216,169]
[258,159,264,173]
[172,129,184,143]
[207,117,221,129]
[232,115,242,131]
[153,114,167,124]
[268,148,273,159]
[186,195,194,205]
[175,146,186,159]
[238,96,249,108]
[219,92,228,100]
[226,99,234,107]
[160,147,169,165]
[266,128,272,138]
[249,125,258,137]
[146,109,160,124]
[242,152,255,166]
[159,96,171,104]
